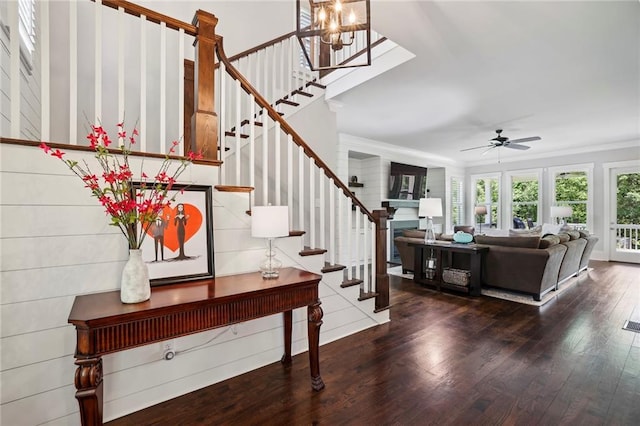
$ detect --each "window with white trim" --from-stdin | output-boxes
[1,0,35,73]
[298,9,311,70]
[509,171,541,228]
[450,176,464,227]
[550,165,593,230]
[472,174,501,229]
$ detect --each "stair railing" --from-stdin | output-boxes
[214,36,389,311]
[220,32,317,116]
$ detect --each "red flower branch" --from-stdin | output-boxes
[41,122,202,249]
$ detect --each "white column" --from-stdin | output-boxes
[139,15,147,151]
[159,21,167,154]
[40,0,50,140]
[69,1,77,143]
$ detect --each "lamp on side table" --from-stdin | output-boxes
[419,198,443,244]
[251,205,290,278]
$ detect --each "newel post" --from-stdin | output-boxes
[191,10,218,160]
[372,209,390,311]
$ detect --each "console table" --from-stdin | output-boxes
[68,267,324,426]
[410,241,489,295]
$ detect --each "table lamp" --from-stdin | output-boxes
[251,205,290,278]
[475,205,488,234]
[419,198,443,244]
[550,205,573,225]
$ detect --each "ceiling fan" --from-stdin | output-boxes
[461,129,541,155]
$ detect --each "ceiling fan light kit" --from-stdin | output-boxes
[461,129,541,155]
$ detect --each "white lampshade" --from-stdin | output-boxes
[251,206,290,238]
[550,205,573,218]
[418,198,443,218]
[475,205,487,215]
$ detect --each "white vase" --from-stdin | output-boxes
[120,249,151,303]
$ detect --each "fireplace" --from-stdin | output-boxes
[388,220,420,264]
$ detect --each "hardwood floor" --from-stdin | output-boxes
[108,260,640,425]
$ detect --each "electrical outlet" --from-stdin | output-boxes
[162,340,175,361]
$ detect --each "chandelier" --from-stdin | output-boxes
[296,0,371,71]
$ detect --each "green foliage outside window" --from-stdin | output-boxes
[555,172,588,224]
[617,173,640,224]
[512,179,539,223]
[476,178,499,225]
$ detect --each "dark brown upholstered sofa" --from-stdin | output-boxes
[578,231,599,273]
[555,231,588,284]
[473,234,567,301]
[394,228,599,301]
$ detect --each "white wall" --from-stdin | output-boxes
[0,141,386,425]
[286,97,340,171]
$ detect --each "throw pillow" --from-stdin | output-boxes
[403,229,426,239]
[541,223,563,236]
[539,234,560,248]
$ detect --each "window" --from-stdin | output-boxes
[473,174,501,229]
[509,170,541,228]
[550,164,594,230]
[298,8,311,70]
[1,0,36,73]
[450,176,464,227]
[18,0,35,57]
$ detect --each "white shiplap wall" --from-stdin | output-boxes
[0,143,387,425]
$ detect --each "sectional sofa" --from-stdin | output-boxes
[393,229,599,301]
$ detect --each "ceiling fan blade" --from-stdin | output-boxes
[509,136,541,144]
[461,145,491,152]
[505,143,530,150]
[481,146,495,156]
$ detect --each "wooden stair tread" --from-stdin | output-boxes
[276,99,300,107]
[321,262,346,273]
[358,291,378,302]
[289,230,305,237]
[341,278,363,288]
[214,185,254,193]
[239,119,263,127]
[306,80,326,90]
[224,131,249,139]
[293,89,313,98]
[299,247,328,257]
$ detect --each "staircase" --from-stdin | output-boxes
[0,0,402,424]
[2,0,390,311]
[0,1,398,423]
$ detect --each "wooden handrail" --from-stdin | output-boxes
[93,0,197,36]
[214,36,375,223]
[0,137,222,167]
[226,31,297,63]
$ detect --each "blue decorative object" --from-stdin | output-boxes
[453,231,473,244]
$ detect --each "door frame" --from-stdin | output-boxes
[603,159,640,262]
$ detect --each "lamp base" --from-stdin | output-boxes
[424,217,436,244]
[259,239,282,279]
[261,270,280,279]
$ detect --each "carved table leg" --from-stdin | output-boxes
[74,357,104,426]
[308,300,325,391]
[281,310,293,366]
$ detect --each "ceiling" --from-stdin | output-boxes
[333,1,640,166]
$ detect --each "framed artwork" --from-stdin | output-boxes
[133,183,215,285]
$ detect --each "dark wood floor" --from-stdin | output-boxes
[108,260,640,425]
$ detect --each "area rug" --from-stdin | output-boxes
[387,265,413,280]
[387,265,584,306]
